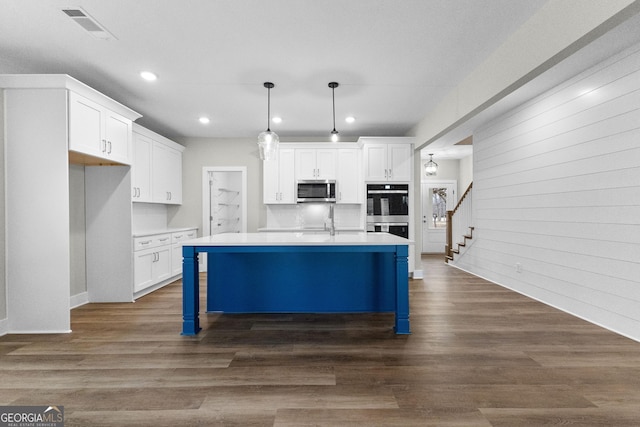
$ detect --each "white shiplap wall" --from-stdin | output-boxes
[454,41,640,341]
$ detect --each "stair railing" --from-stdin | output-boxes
[446,182,473,261]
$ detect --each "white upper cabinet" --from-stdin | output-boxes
[263,148,295,204]
[152,140,183,204]
[69,92,132,165]
[132,132,152,202]
[133,123,184,205]
[295,148,337,180]
[362,139,413,182]
[336,148,361,203]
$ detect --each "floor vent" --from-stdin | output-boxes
[61,8,116,40]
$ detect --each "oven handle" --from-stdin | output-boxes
[367,190,408,194]
[367,222,409,226]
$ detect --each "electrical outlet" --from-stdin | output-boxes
[515,262,522,273]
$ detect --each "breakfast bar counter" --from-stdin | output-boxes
[181,232,411,335]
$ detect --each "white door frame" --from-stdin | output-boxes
[202,166,247,237]
[200,166,247,271]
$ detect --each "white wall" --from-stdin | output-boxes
[410,1,640,150]
[0,90,5,323]
[459,154,473,193]
[170,137,262,234]
[69,164,87,297]
[454,41,640,341]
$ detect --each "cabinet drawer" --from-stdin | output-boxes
[133,233,171,251]
[172,229,197,243]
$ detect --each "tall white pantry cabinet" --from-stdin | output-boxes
[1,75,142,333]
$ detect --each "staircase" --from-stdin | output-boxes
[446,226,474,262]
[446,182,473,263]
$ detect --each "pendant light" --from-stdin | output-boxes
[257,82,279,160]
[424,153,438,176]
[328,82,339,142]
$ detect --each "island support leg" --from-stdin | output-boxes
[394,245,410,334]
[181,246,201,335]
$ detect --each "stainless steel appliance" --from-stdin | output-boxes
[366,183,409,238]
[297,180,336,203]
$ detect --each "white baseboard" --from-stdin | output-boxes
[411,269,424,279]
[70,291,89,309]
[133,275,181,300]
[0,317,8,337]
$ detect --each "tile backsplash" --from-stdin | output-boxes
[265,204,363,230]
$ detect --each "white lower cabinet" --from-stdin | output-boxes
[134,246,171,292]
[171,229,197,276]
[133,228,197,295]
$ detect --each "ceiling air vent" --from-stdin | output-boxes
[61,8,116,40]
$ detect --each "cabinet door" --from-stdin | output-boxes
[278,148,296,203]
[69,92,103,157]
[295,149,317,180]
[133,249,155,292]
[132,133,152,202]
[152,142,172,203]
[263,155,280,204]
[363,144,388,181]
[152,141,182,204]
[153,246,172,282]
[263,148,295,204]
[165,146,182,204]
[337,149,361,203]
[315,149,337,179]
[388,144,412,181]
[171,244,183,276]
[104,111,132,164]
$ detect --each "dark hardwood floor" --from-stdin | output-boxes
[1,254,640,426]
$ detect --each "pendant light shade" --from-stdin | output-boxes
[258,82,279,160]
[424,153,438,176]
[328,82,339,143]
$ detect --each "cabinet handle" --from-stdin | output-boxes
[174,234,183,238]
[388,168,392,178]
[102,139,107,153]
[140,240,151,245]
[159,238,169,242]
[107,140,112,154]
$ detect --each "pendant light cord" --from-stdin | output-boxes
[266,85,271,132]
[332,85,336,132]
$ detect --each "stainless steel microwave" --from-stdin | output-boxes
[297,180,336,203]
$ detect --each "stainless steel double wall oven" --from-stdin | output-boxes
[366,183,409,239]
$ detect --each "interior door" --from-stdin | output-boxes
[421,181,456,253]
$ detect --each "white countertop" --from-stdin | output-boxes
[133,227,197,238]
[258,227,365,233]
[182,232,412,247]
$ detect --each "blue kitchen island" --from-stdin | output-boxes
[181,232,411,335]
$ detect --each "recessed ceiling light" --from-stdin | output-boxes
[345,116,355,123]
[272,117,282,124]
[140,71,157,81]
[199,117,210,124]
